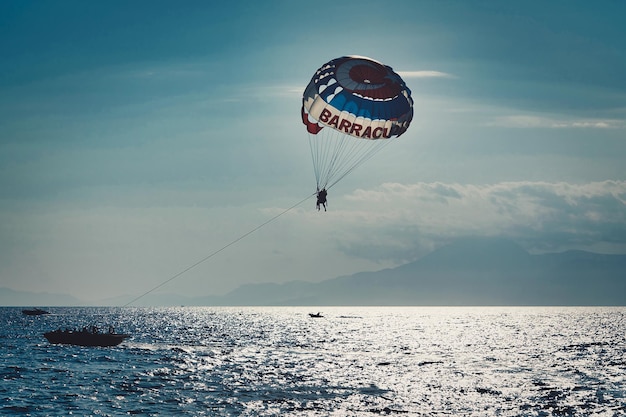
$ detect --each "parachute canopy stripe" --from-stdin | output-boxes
[302,56,413,140]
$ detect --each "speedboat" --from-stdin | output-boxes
[22,308,50,316]
[44,327,130,347]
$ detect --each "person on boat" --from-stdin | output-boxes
[316,188,327,211]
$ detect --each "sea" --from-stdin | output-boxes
[1,306,625,416]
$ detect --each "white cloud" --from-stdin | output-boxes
[398,70,456,79]
[301,181,626,262]
[487,115,624,129]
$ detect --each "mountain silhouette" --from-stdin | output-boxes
[0,287,82,306]
[215,237,626,306]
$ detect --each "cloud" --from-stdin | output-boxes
[487,115,625,129]
[398,71,456,79]
[312,181,626,263]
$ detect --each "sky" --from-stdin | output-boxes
[1,0,625,303]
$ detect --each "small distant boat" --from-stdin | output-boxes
[44,326,130,347]
[22,308,50,316]
[309,312,323,318]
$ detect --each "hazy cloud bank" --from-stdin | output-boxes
[326,180,626,263]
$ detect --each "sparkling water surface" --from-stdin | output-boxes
[2,306,625,416]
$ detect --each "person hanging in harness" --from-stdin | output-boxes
[316,188,328,211]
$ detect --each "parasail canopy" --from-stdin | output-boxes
[302,56,414,190]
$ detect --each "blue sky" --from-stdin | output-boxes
[1,0,625,303]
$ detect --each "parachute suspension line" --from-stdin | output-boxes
[122,192,315,307]
[308,127,342,190]
[326,135,383,188]
[320,129,349,187]
[327,138,394,190]
[307,133,321,188]
[308,127,396,191]
[321,128,346,188]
